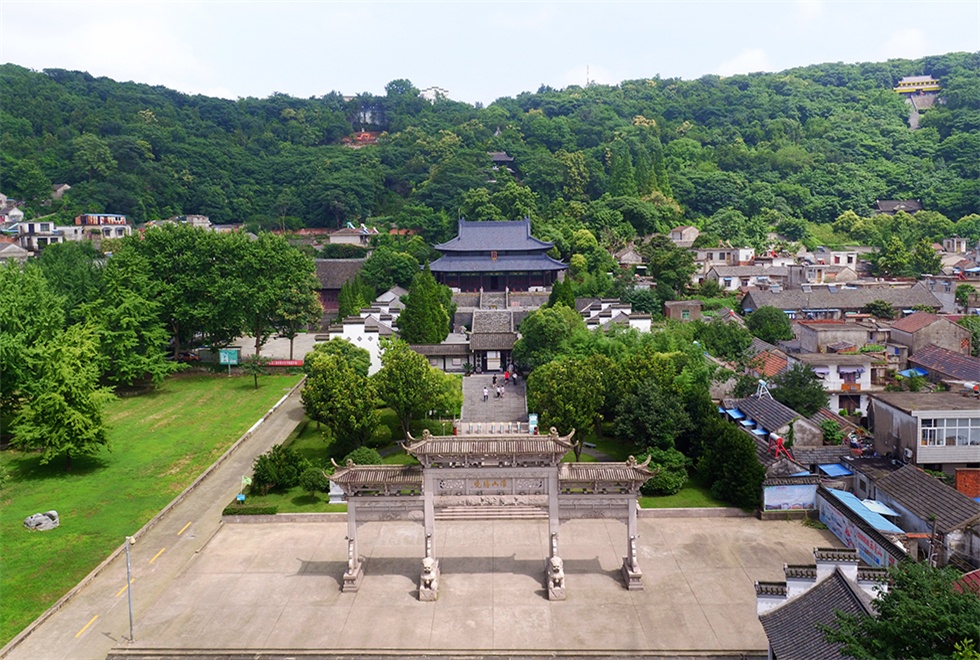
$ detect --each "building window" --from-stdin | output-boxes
[681,310,690,320]
[920,418,980,447]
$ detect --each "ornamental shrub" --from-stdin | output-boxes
[298,467,330,497]
[638,448,690,496]
[250,443,306,495]
[342,446,383,465]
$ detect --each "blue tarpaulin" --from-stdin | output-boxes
[725,408,745,420]
[898,368,928,378]
[818,463,853,478]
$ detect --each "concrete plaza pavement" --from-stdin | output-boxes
[95,515,836,658]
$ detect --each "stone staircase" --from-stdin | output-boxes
[480,291,508,309]
[435,505,548,521]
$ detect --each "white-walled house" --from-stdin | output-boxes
[326,317,395,375]
[794,353,875,416]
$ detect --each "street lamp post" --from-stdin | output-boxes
[125,535,136,642]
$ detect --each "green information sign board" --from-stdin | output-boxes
[219,349,239,366]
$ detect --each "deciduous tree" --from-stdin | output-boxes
[745,305,794,344]
[373,338,460,438]
[11,324,114,470]
[770,362,829,417]
[302,351,379,450]
[823,562,980,660]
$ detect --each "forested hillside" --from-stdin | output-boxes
[2,52,978,251]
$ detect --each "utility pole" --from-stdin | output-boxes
[125,536,136,641]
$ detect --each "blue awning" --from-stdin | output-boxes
[752,428,769,436]
[725,408,745,420]
[819,463,853,477]
[791,471,812,477]
[740,419,755,427]
[898,368,928,378]
[717,406,726,414]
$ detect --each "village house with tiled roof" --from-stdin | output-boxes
[741,283,942,320]
[908,344,980,385]
[887,311,972,356]
[869,391,980,476]
[868,465,980,567]
[757,547,885,660]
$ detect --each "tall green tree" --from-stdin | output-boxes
[11,324,114,470]
[0,261,65,415]
[547,277,576,309]
[526,358,604,457]
[397,264,451,344]
[511,304,586,372]
[302,351,379,450]
[615,377,691,451]
[240,232,320,356]
[373,338,460,437]
[81,250,177,387]
[770,362,829,416]
[745,306,794,344]
[273,285,323,360]
[638,234,696,295]
[305,337,372,378]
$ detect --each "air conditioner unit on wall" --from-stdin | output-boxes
[904,447,913,461]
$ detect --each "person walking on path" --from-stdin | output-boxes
[483,386,489,402]
[492,375,497,386]
[499,385,505,399]
[504,370,510,385]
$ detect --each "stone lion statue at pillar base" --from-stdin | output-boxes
[547,556,566,600]
[419,556,439,601]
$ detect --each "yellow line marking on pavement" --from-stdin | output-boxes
[177,521,192,535]
[75,615,98,638]
[115,579,134,597]
[149,547,165,564]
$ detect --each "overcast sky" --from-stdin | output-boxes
[1,1,978,105]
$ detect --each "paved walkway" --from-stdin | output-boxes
[461,373,527,426]
[1,387,307,660]
[98,517,837,657]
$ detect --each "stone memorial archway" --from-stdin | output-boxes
[330,428,655,600]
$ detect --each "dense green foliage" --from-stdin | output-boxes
[3,53,978,267]
[373,338,462,437]
[745,305,795,344]
[524,320,763,507]
[823,562,980,659]
[397,264,452,343]
[302,348,379,452]
[770,363,830,416]
[250,443,307,495]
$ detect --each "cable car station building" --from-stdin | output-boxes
[429,219,567,292]
[330,429,656,601]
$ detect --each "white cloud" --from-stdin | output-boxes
[715,49,772,76]
[880,28,931,60]
[796,0,824,22]
[1,3,212,92]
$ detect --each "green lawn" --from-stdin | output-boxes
[639,472,729,509]
[0,372,302,646]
